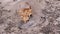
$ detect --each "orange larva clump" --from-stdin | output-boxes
[18,2,32,23]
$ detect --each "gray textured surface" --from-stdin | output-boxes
[0,0,60,34]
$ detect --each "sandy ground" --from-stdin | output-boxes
[0,0,60,34]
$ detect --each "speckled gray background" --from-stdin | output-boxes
[0,0,60,34]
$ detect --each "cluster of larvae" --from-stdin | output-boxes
[18,2,32,23]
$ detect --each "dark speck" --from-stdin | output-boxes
[30,14,33,18]
[0,2,1,4]
[1,7,4,9]
[13,0,17,2]
[0,19,4,24]
[58,0,60,1]
[8,10,11,12]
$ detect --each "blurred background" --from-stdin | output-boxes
[0,0,60,34]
